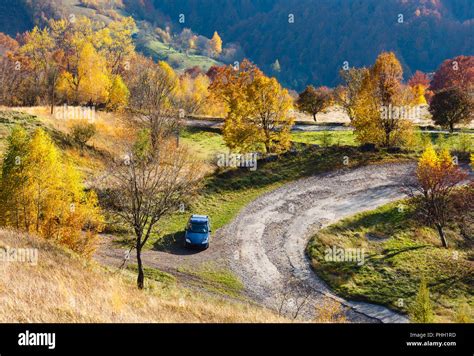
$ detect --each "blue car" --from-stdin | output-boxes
[184,215,211,249]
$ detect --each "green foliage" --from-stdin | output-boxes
[177,262,244,298]
[454,303,473,323]
[70,121,97,151]
[409,279,434,323]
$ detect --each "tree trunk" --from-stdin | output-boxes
[50,87,55,115]
[449,123,454,133]
[436,224,448,248]
[313,113,317,122]
[385,130,391,149]
[136,240,144,289]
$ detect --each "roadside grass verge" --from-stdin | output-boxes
[307,201,474,323]
[177,262,245,299]
[126,265,176,287]
[290,129,473,154]
[291,131,357,146]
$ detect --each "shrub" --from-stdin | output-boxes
[70,120,97,151]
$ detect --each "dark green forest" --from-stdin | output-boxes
[125,0,473,89]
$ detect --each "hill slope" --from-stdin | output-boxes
[0,0,34,36]
[126,0,474,89]
[0,229,284,322]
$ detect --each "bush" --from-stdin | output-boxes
[409,279,434,323]
[70,120,97,151]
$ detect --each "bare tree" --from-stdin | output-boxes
[125,55,179,150]
[334,67,368,122]
[108,136,203,288]
[275,278,312,320]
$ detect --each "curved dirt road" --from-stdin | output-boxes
[97,162,415,323]
[215,162,415,323]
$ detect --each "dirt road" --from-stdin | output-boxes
[96,162,415,323]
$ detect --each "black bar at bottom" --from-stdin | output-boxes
[0,323,472,355]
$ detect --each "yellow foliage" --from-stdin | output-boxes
[209,31,222,56]
[352,52,415,148]
[418,144,439,169]
[107,75,129,111]
[411,84,428,105]
[0,128,104,257]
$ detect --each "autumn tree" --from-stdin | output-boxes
[125,55,179,149]
[430,55,474,94]
[334,67,368,122]
[19,26,59,109]
[429,87,473,132]
[352,52,415,148]
[211,60,293,153]
[107,74,129,111]
[0,127,104,256]
[108,134,203,289]
[58,41,111,105]
[95,16,136,75]
[177,73,210,115]
[408,70,430,88]
[208,31,222,57]
[0,33,28,106]
[70,120,97,152]
[296,85,332,121]
[408,145,468,248]
[408,70,430,106]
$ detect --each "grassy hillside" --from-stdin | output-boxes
[137,33,221,73]
[307,201,474,323]
[0,228,285,322]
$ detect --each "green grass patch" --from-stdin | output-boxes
[138,34,221,73]
[180,127,227,161]
[291,130,357,146]
[307,201,474,323]
[127,264,176,287]
[177,262,244,298]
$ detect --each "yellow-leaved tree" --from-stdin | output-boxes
[58,41,111,105]
[0,127,104,257]
[352,52,415,148]
[107,75,129,111]
[211,60,293,154]
[209,31,222,57]
[410,84,428,105]
[177,73,210,115]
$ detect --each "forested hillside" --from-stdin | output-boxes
[0,0,34,36]
[125,0,474,89]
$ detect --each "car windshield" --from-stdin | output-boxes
[188,222,208,233]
